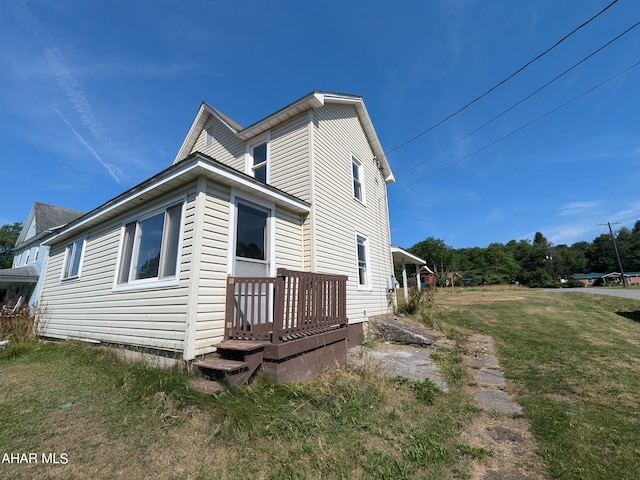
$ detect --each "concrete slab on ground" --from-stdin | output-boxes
[476,389,523,415]
[465,355,501,369]
[475,368,507,387]
[349,344,449,391]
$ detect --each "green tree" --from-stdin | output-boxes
[409,237,453,274]
[0,222,22,269]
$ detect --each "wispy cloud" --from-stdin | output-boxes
[45,47,111,147]
[55,109,121,184]
[558,201,601,217]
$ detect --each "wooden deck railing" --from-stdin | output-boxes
[225,268,348,344]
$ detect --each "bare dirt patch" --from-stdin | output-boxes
[441,294,526,305]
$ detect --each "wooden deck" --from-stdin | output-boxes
[199,269,349,383]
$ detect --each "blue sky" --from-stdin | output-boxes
[2,0,639,249]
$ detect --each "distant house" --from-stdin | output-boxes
[0,202,83,313]
[38,91,397,381]
[570,273,605,287]
[626,272,640,285]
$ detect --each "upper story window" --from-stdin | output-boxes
[23,250,30,266]
[116,203,183,286]
[62,238,85,280]
[352,155,365,203]
[251,142,268,183]
[246,134,270,184]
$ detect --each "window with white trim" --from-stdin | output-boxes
[250,141,268,183]
[352,155,364,202]
[62,238,85,280]
[236,203,268,261]
[117,204,182,285]
[356,234,370,288]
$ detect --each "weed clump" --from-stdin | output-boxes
[395,287,438,327]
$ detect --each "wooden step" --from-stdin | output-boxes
[193,358,249,372]
[213,340,270,352]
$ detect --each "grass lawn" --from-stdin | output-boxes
[436,288,640,480]
[1,288,639,479]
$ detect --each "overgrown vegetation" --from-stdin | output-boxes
[395,287,438,329]
[0,336,477,479]
[0,305,45,345]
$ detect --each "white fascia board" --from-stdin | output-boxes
[320,93,395,184]
[193,158,310,214]
[45,155,310,246]
[238,93,325,141]
[391,245,425,265]
[172,103,241,165]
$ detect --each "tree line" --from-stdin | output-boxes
[408,221,640,288]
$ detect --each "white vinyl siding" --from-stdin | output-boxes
[192,119,245,171]
[269,112,310,200]
[311,103,393,324]
[274,210,304,271]
[40,186,197,351]
[193,183,231,355]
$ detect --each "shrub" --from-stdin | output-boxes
[395,288,437,327]
[0,303,47,342]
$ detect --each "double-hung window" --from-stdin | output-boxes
[246,134,270,184]
[251,141,268,183]
[352,155,364,203]
[117,204,182,285]
[62,238,85,280]
[356,234,370,288]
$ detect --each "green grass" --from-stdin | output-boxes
[3,289,638,478]
[436,289,640,480]
[0,339,477,479]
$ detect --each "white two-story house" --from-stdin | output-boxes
[0,202,83,314]
[38,91,397,379]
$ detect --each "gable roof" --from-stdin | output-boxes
[173,91,395,184]
[15,202,84,248]
[44,152,310,247]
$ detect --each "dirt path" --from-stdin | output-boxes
[458,334,546,480]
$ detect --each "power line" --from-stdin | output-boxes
[390,58,640,195]
[383,0,619,158]
[394,17,640,180]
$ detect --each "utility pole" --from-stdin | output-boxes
[597,222,627,287]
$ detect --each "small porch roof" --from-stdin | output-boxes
[0,266,38,288]
[390,245,425,266]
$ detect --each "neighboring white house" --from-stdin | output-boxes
[0,202,83,313]
[39,91,397,362]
